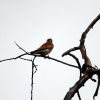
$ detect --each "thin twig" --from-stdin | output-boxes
[62,46,80,57]
[46,56,79,69]
[77,91,81,100]
[0,53,26,62]
[68,53,82,78]
[20,57,32,61]
[31,56,37,100]
[14,41,28,54]
[93,74,100,99]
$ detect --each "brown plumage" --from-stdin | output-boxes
[30,38,54,56]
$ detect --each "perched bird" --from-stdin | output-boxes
[30,38,54,57]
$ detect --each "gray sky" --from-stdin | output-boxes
[0,0,100,100]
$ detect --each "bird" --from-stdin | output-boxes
[30,38,54,57]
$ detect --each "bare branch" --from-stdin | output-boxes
[80,14,100,42]
[80,43,92,66]
[62,46,80,57]
[1,40,80,69]
[31,56,37,100]
[0,54,79,69]
[77,91,81,100]
[64,68,100,100]
[62,47,82,78]
[14,41,29,54]
[46,56,79,69]
[68,53,82,78]
[0,53,26,62]
[20,57,32,61]
[93,74,100,99]
[62,14,100,66]
[80,14,100,66]
[63,14,100,100]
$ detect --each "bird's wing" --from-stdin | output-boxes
[30,43,54,55]
[37,42,54,51]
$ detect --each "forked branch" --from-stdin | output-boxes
[63,14,100,100]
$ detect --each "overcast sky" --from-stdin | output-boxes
[0,0,100,100]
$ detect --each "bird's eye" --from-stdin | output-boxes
[48,39,52,42]
[47,38,52,42]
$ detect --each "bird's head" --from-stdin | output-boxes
[46,38,53,43]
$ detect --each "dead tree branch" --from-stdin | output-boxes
[77,90,81,100]
[93,73,100,100]
[0,53,27,62]
[20,57,32,62]
[68,53,82,78]
[31,56,37,100]
[62,46,80,57]
[14,41,29,54]
[63,14,100,100]
[46,56,79,68]
[64,68,100,100]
